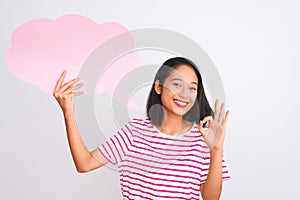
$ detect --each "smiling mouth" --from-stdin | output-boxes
[174,99,188,108]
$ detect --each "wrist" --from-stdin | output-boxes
[210,147,224,156]
[64,112,74,120]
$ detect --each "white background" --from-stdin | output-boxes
[0,0,299,199]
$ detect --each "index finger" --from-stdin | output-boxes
[53,70,66,93]
[202,116,213,123]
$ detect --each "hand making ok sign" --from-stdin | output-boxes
[197,99,230,152]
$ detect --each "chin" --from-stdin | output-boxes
[172,108,190,116]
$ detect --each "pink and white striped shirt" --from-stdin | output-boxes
[92,117,230,200]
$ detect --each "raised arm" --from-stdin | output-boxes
[198,100,230,200]
[53,70,107,173]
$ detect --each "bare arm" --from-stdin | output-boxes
[53,70,106,173]
[200,148,223,200]
[64,113,107,173]
[198,100,230,200]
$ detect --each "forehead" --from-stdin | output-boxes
[167,65,198,83]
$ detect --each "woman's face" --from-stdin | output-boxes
[155,64,198,117]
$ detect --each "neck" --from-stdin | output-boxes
[158,109,192,136]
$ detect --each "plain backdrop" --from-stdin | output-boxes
[1,1,299,199]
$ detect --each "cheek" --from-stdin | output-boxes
[160,89,176,107]
[162,86,175,97]
[161,91,174,103]
[189,93,198,105]
[191,93,197,100]
[165,87,177,96]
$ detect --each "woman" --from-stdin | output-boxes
[53,57,230,199]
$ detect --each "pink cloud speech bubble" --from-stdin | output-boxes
[5,14,142,103]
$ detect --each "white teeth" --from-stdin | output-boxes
[174,100,187,106]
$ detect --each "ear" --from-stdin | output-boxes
[154,80,161,95]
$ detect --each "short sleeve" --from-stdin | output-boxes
[91,121,133,166]
[200,152,231,184]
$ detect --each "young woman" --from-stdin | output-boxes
[53,57,230,200]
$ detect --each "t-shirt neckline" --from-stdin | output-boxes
[152,122,195,139]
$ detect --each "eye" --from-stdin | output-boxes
[189,87,197,91]
[173,83,181,87]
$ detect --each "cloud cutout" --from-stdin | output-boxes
[5,14,142,100]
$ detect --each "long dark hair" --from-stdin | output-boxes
[146,57,214,126]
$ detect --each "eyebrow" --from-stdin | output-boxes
[170,78,198,85]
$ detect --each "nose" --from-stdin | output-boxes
[178,86,188,99]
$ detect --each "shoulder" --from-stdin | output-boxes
[129,117,153,129]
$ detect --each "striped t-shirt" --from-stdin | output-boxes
[92,117,230,200]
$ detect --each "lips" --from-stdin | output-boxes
[174,99,188,108]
